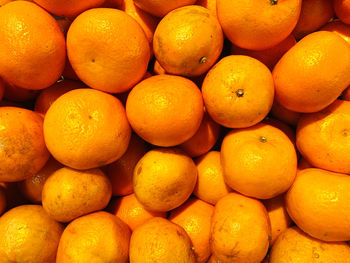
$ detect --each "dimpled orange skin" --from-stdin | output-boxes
[108,193,166,231]
[270,226,350,263]
[273,31,350,113]
[0,205,64,263]
[133,0,197,17]
[126,75,203,147]
[56,211,131,263]
[0,107,50,182]
[44,88,131,170]
[296,100,350,174]
[211,192,271,263]
[231,34,296,70]
[42,167,112,223]
[286,168,350,241]
[334,0,350,25]
[0,1,66,90]
[129,217,196,263]
[67,8,150,94]
[202,55,274,129]
[221,123,297,199]
[133,148,198,212]
[153,5,224,77]
[217,0,302,50]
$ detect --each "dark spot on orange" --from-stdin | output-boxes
[137,166,142,175]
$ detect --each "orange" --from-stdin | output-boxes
[126,75,203,147]
[129,217,196,262]
[263,195,292,245]
[0,107,49,182]
[270,226,350,263]
[321,20,350,45]
[270,100,301,126]
[35,79,86,115]
[221,123,297,199]
[18,157,62,204]
[102,0,122,8]
[133,0,197,17]
[286,168,350,241]
[57,211,130,263]
[107,134,148,196]
[180,111,221,157]
[0,205,63,263]
[193,151,231,205]
[108,193,166,231]
[196,0,217,17]
[292,0,334,39]
[42,167,112,223]
[0,186,6,215]
[334,0,350,25]
[202,55,274,128]
[263,118,296,147]
[44,88,131,170]
[217,0,302,50]
[3,82,39,102]
[231,34,296,70]
[33,0,105,18]
[273,31,350,113]
[211,192,271,263]
[153,59,167,75]
[169,197,214,263]
[67,8,150,93]
[153,5,223,76]
[0,1,66,90]
[296,100,350,174]
[62,59,79,81]
[133,148,197,212]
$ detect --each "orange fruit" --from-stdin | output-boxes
[67,8,150,93]
[153,5,223,77]
[221,123,297,199]
[42,167,112,223]
[321,20,350,45]
[33,0,104,18]
[0,205,63,263]
[108,193,166,231]
[0,107,49,182]
[153,59,167,75]
[133,0,197,17]
[193,151,231,205]
[169,197,214,263]
[217,0,302,50]
[129,217,196,262]
[0,186,6,216]
[126,75,203,147]
[0,1,66,90]
[196,0,217,17]
[334,0,350,25]
[3,82,39,102]
[270,226,350,263]
[292,0,334,40]
[263,195,292,245]
[296,100,350,174]
[57,211,131,263]
[231,34,296,70]
[62,59,79,81]
[270,100,301,126]
[180,111,221,157]
[211,192,271,263]
[18,157,62,204]
[273,31,350,113]
[44,88,131,170]
[286,168,350,241]
[202,55,274,128]
[107,134,148,196]
[133,148,197,212]
[35,79,86,115]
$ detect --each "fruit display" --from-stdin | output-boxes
[0,0,349,262]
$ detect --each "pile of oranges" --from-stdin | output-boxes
[0,0,350,262]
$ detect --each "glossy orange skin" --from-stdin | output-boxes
[67,8,150,93]
[0,1,66,90]
[217,0,302,50]
[286,168,350,241]
[273,31,350,113]
[153,5,224,77]
[334,0,350,25]
[126,75,203,147]
[57,211,131,263]
[134,0,197,17]
[0,107,50,182]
